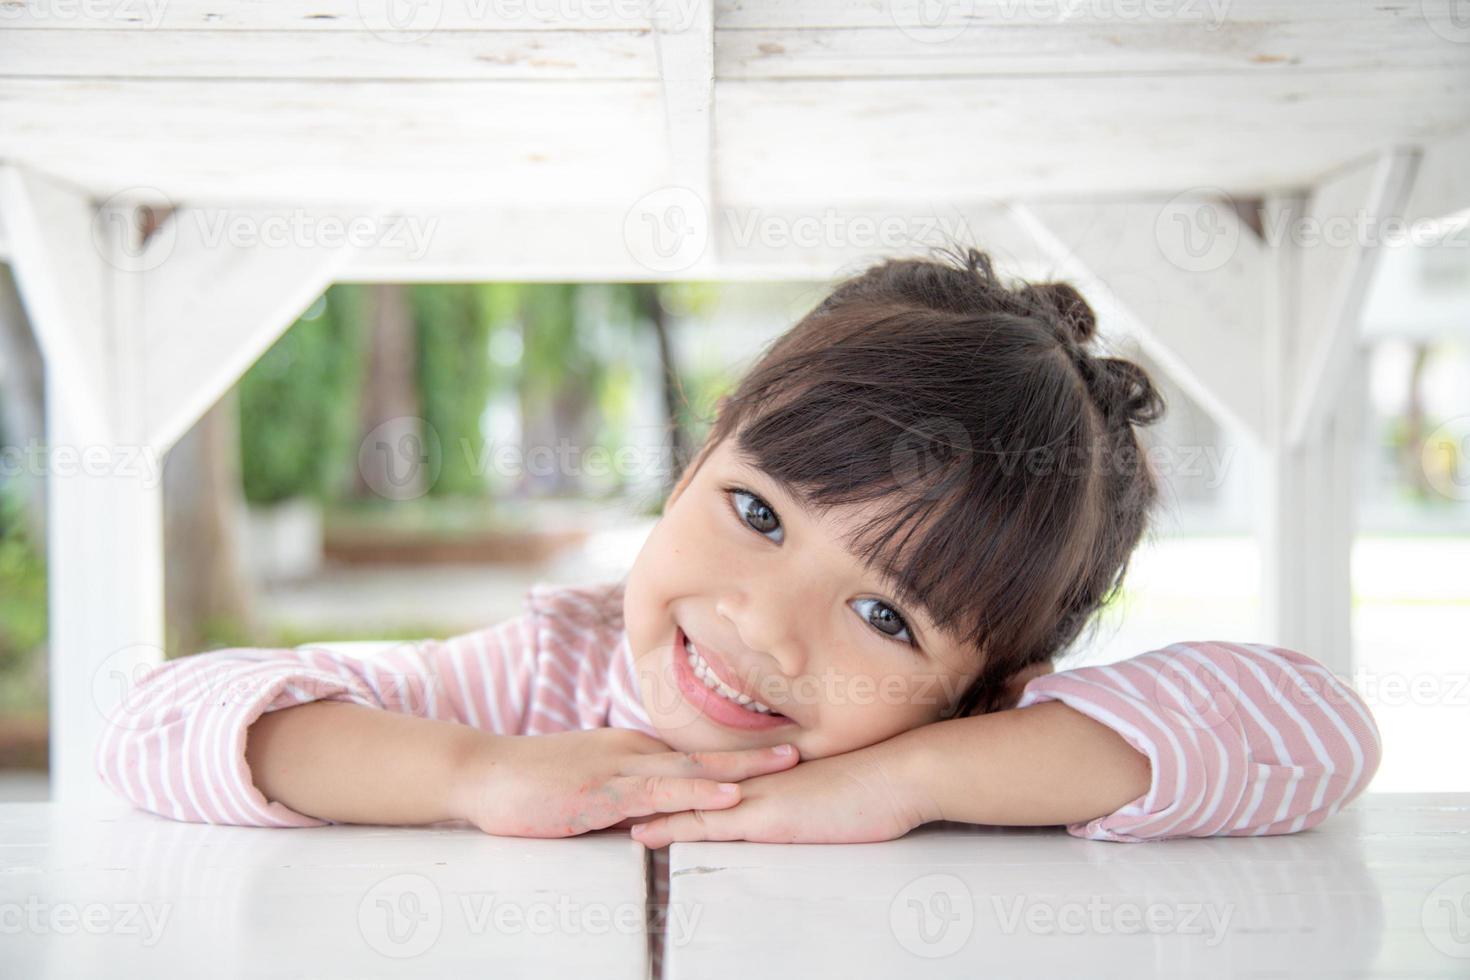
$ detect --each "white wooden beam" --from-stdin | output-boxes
[642,0,715,273]
[1399,125,1470,229]
[0,168,169,806]
[1013,200,1268,444]
[1285,149,1417,449]
[1258,194,1362,678]
[342,203,1055,282]
[0,166,114,439]
[142,204,374,454]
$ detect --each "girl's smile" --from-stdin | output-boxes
[672,623,798,732]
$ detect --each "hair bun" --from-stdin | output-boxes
[1024,282,1097,346]
[1089,356,1166,427]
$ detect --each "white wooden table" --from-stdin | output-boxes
[664,793,1470,979]
[4,795,1466,978]
[0,801,650,979]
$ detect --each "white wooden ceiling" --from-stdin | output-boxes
[1,0,1467,212]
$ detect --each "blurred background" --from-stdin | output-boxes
[0,237,1466,800]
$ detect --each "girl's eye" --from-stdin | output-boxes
[727,487,783,543]
[851,597,915,647]
[725,485,916,649]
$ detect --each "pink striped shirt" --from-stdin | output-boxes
[95,579,1382,840]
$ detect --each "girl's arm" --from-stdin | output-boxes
[971,640,1385,840]
[630,641,1384,847]
[94,614,541,828]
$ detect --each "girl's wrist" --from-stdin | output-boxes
[871,722,949,828]
[444,728,508,824]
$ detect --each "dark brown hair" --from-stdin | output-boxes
[677,247,1165,717]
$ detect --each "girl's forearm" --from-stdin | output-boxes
[244,700,486,826]
[893,699,1152,828]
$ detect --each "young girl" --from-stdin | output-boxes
[97,249,1381,854]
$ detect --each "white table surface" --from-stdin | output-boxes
[663,793,1470,979]
[0,801,650,979]
[4,794,1466,979]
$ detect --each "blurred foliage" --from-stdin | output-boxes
[239,286,370,504]
[0,482,46,705]
[411,284,500,497]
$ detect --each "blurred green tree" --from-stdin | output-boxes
[239,286,370,504]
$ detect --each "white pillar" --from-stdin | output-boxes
[1258,182,1389,679]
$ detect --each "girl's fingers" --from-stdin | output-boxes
[609,774,745,818]
[630,809,744,849]
[625,743,800,783]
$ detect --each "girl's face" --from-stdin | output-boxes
[624,434,984,759]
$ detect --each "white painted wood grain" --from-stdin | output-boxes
[0,801,651,979]
[0,29,662,79]
[664,793,1470,979]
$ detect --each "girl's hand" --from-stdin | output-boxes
[448,728,800,838]
[629,741,931,848]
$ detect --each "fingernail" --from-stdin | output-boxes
[772,743,795,756]
[718,782,739,794]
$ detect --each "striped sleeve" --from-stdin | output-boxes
[1014,641,1382,842]
[93,609,542,828]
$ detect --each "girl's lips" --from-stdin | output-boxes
[673,626,796,732]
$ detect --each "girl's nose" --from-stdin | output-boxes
[714,590,808,679]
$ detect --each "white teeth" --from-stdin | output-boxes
[683,638,777,715]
